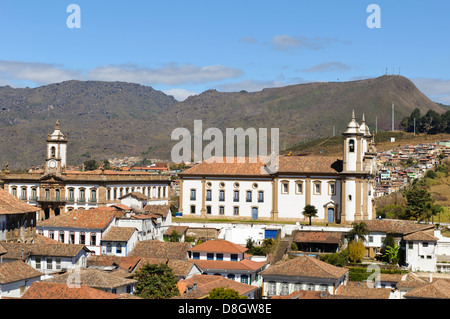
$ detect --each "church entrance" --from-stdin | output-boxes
[327,207,335,223]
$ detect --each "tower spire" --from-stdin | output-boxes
[55,119,60,130]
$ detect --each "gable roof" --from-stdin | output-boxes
[134,258,199,280]
[0,260,43,284]
[0,242,89,259]
[129,240,191,260]
[37,209,116,230]
[404,279,450,299]
[87,255,142,273]
[0,188,38,215]
[293,231,343,244]
[260,255,348,280]
[44,268,137,289]
[336,281,391,299]
[188,239,247,254]
[176,274,258,299]
[101,227,137,242]
[364,219,434,235]
[21,282,122,299]
[193,258,268,272]
[403,231,438,242]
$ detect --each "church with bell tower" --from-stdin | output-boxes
[2,121,172,221]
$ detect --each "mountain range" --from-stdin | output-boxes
[0,75,446,168]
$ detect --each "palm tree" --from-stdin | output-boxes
[302,204,318,225]
[347,221,370,242]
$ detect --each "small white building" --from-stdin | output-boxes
[100,227,138,257]
[404,231,438,272]
[0,260,43,299]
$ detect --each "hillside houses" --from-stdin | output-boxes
[375,141,449,196]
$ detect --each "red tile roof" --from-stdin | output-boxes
[403,231,438,242]
[0,188,38,215]
[404,279,450,299]
[0,260,43,284]
[21,282,122,299]
[188,239,247,254]
[193,258,268,272]
[37,208,115,230]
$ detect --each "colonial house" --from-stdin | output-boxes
[1,121,171,220]
[403,231,438,272]
[176,274,259,299]
[36,208,116,255]
[187,239,269,287]
[100,226,138,257]
[0,188,38,243]
[44,268,136,295]
[260,255,349,298]
[0,260,43,298]
[178,112,377,224]
[0,242,90,278]
[129,240,191,260]
[133,258,202,281]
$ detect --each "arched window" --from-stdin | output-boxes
[349,139,355,153]
[51,146,56,157]
[116,243,122,254]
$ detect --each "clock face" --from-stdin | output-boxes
[49,160,56,168]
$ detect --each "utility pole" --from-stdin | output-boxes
[375,116,378,134]
[413,117,416,135]
[392,101,395,131]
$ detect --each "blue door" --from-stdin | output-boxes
[252,207,258,220]
[327,207,335,223]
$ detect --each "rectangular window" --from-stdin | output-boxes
[55,258,61,270]
[296,182,303,194]
[408,242,413,249]
[206,206,211,215]
[47,258,53,270]
[45,189,50,200]
[90,189,97,202]
[90,233,96,246]
[32,188,37,200]
[68,189,74,201]
[219,206,225,215]
[49,230,54,239]
[12,188,17,197]
[233,207,239,216]
[216,253,223,261]
[193,252,200,259]
[329,183,336,195]
[423,242,428,248]
[246,191,252,202]
[369,236,373,243]
[219,190,225,201]
[35,257,41,269]
[258,191,264,202]
[80,232,86,245]
[282,182,288,194]
[231,254,238,261]
[190,189,196,200]
[206,190,212,201]
[69,231,75,244]
[21,188,27,200]
[59,231,65,243]
[190,205,196,214]
[207,253,214,260]
[314,182,321,195]
[233,190,239,202]
[79,189,85,202]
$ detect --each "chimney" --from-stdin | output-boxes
[429,273,433,283]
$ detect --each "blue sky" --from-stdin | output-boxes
[1,1,450,102]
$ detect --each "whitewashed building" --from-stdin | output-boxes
[404,231,438,272]
[178,112,377,224]
[0,260,43,299]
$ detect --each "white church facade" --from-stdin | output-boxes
[178,112,378,224]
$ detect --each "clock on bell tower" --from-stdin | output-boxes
[44,120,68,176]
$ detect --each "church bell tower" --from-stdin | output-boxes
[44,120,67,176]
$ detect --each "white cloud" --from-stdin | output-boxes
[238,36,258,44]
[412,77,450,105]
[271,35,348,51]
[303,62,353,73]
[0,59,243,88]
[0,60,81,86]
[86,63,243,86]
[163,88,198,101]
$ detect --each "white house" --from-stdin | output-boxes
[0,242,90,278]
[0,260,43,299]
[178,112,378,224]
[260,255,349,298]
[187,239,268,287]
[403,231,438,272]
[100,226,138,257]
[37,208,116,255]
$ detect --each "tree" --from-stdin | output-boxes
[207,287,247,299]
[132,262,180,299]
[347,240,365,263]
[302,204,318,225]
[167,230,181,242]
[347,222,370,242]
[83,159,98,171]
[383,243,400,265]
[404,184,437,221]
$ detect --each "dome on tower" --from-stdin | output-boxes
[359,113,371,137]
[47,120,67,141]
[343,110,361,135]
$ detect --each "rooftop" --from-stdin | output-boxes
[0,188,38,215]
[0,260,43,284]
[37,208,116,230]
[21,281,122,299]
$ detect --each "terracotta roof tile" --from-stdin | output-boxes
[176,274,258,299]
[87,255,142,272]
[0,188,38,215]
[129,240,190,260]
[101,227,137,242]
[134,258,198,279]
[261,255,348,279]
[193,258,268,272]
[37,208,115,230]
[293,231,343,244]
[404,279,450,299]
[188,239,248,254]
[0,260,43,284]
[364,219,434,235]
[21,282,122,299]
[403,231,438,242]
[0,242,88,259]
[337,282,391,299]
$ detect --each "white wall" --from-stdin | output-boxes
[0,276,41,299]
[405,240,437,272]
